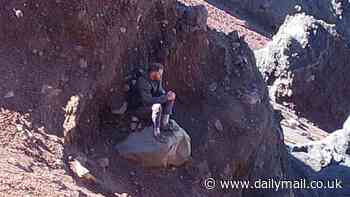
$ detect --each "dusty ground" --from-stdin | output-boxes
[178,0,272,49]
[0,108,104,197]
[0,104,328,196]
[0,107,203,197]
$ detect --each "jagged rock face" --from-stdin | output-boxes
[0,1,288,197]
[255,13,350,131]
[226,0,350,40]
[289,116,350,197]
[194,31,289,197]
[291,128,350,172]
[344,116,350,132]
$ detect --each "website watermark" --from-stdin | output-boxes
[203,177,343,191]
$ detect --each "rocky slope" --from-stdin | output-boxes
[0,0,289,197]
[0,109,103,196]
[223,0,350,42]
[255,13,350,131]
[250,4,350,197]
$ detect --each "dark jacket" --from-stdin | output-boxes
[137,75,167,106]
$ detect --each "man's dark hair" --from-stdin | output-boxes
[148,63,164,73]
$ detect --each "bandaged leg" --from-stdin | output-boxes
[151,104,162,137]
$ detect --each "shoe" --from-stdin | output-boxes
[161,124,172,132]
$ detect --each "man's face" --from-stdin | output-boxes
[150,69,163,81]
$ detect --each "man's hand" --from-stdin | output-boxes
[167,91,176,101]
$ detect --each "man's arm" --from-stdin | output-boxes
[138,77,168,105]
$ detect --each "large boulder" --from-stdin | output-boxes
[115,121,191,167]
[224,0,350,41]
[256,13,350,131]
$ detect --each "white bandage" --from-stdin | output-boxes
[151,104,162,121]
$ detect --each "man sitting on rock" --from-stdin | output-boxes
[135,63,176,141]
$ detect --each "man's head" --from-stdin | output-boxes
[148,63,164,81]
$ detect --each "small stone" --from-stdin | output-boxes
[79,58,88,68]
[214,119,224,132]
[88,93,93,100]
[130,122,138,130]
[130,171,136,176]
[131,116,139,122]
[41,84,53,94]
[137,14,142,23]
[4,91,14,98]
[306,75,315,82]
[112,102,128,115]
[137,123,143,129]
[162,20,169,26]
[209,82,217,92]
[120,27,127,33]
[13,9,23,18]
[224,164,232,175]
[16,124,24,132]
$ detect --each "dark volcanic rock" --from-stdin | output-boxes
[255,13,350,131]
[0,0,289,196]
